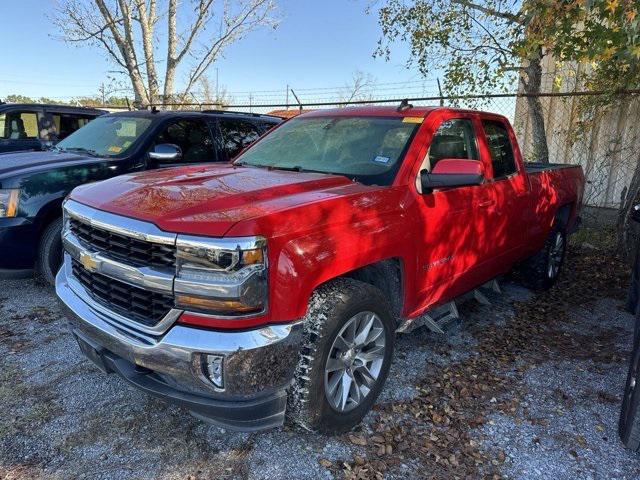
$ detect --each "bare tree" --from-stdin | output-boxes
[54,0,278,107]
[340,70,376,104]
[198,76,232,109]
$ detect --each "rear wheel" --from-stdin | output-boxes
[519,223,566,290]
[36,218,63,286]
[287,278,395,433]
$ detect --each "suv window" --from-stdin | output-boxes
[155,119,215,163]
[218,119,261,159]
[0,111,39,139]
[51,113,95,140]
[427,119,478,170]
[482,120,517,179]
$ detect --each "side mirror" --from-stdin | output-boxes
[149,143,182,163]
[420,159,484,193]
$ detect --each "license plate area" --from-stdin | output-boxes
[74,331,110,374]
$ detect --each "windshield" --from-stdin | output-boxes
[55,116,153,157]
[234,116,419,185]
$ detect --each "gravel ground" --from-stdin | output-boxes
[1,246,639,479]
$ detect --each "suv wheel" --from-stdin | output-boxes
[36,218,63,286]
[288,278,395,433]
[519,223,566,290]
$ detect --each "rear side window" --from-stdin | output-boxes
[218,119,261,159]
[51,113,95,140]
[0,111,39,139]
[482,120,517,179]
[427,119,478,170]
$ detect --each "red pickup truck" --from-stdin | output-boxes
[56,105,584,432]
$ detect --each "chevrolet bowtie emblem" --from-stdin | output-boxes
[79,252,99,271]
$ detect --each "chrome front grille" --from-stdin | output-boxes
[71,258,174,327]
[69,218,175,269]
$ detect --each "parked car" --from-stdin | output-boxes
[0,109,281,283]
[0,103,106,153]
[619,204,640,451]
[55,105,584,432]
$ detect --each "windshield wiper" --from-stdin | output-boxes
[64,147,100,157]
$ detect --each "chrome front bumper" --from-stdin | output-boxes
[55,259,303,430]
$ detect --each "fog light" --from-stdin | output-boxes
[204,354,224,389]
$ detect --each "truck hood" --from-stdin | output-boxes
[0,150,100,179]
[70,164,359,236]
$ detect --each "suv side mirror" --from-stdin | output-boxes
[420,159,484,193]
[149,143,182,163]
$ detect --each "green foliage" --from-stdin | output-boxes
[374,1,526,97]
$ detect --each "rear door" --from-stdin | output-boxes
[478,117,529,269]
[0,108,44,152]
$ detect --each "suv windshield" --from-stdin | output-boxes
[55,116,152,157]
[234,116,419,185]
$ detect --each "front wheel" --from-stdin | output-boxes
[36,218,63,286]
[287,278,395,433]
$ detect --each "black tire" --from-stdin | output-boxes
[620,320,640,451]
[36,218,63,286]
[287,278,395,433]
[519,223,566,291]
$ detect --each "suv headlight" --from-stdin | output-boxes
[174,235,267,316]
[0,189,19,218]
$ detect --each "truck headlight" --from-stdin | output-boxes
[0,189,19,218]
[174,235,267,316]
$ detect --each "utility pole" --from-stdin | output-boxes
[437,78,444,106]
[100,82,106,105]
[286,84,289,110]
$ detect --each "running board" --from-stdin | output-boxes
[397,279,502,335]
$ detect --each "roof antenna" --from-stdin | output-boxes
[290,88,303,112]
[125,97,131,111]
[397,98,413,112]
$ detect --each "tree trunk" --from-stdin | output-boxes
[136,0,159,104]
[522,51,550,163]
[163,0,177,105]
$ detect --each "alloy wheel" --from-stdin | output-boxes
[547,232,564,279]
[324,311,386,412]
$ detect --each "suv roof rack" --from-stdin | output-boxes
[201,109,282,119]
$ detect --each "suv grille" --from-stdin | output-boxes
[69,218,175,269]
[72,259,174,327]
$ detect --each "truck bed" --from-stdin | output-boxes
[524,162,580,173]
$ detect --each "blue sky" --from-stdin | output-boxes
[0,0,440,104]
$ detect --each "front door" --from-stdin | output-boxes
[413,113,498,310]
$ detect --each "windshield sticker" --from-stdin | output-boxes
[108,145,123,153]
[373,156,390,164]
[402,116,424,124]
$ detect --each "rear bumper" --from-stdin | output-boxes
[56,263,303,431]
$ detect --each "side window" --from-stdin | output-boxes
[0,111,39,139]
[427,119,478,170]
[482,120,517,179]
[154,119,215,163]
[51,113,95,140]
[218,119,261,159]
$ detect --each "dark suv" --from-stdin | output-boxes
[0,109,281,283]
[0,103,106,153]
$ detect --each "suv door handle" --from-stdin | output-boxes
[479,199,495,207]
